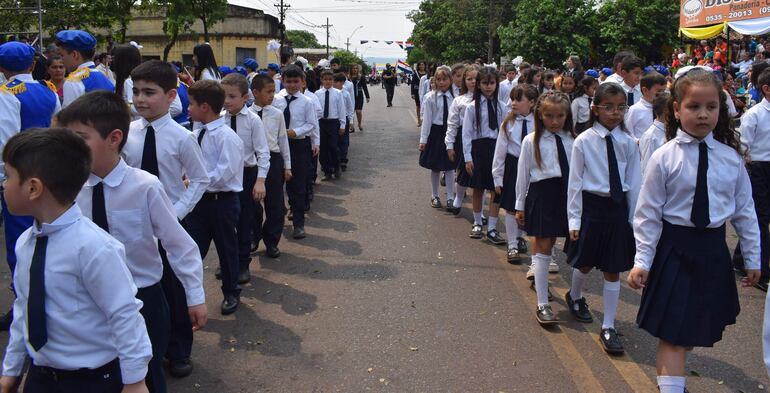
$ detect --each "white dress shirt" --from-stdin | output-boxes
[633,129,759,271]
[200,68,220,81]
[462,96,509,162]
[419,75,430,104]
[272,90,317,140]
[343,79,354,107]
[419,89,453,144]
[445,92,473,150]
[515,130,575,210]
[452,84,461,98]
[77,159,205,305]
[740,98,770,162]
[603,73,624,85]
[124,77,182,121]
[124,113,209,220]
[301,89,321,146]
[499,79,514,105]
[567,123,642,231]
[194,116,244,192]
[341,88,354,121]
[224,105,271,177]
[315,87,347,120]
[305,89,322,119]
[2,205,152,384]
[625,98,654,139]
[620,81,642,106]
[250,104,291,169]
[639,120,667,174]
[571,94,592,126]
[492,113,535,187]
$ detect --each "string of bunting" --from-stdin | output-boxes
[359,40,414,50]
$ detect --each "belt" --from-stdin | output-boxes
[29,358,119,381]
[201,191,236,201]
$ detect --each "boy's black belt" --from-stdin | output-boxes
[29,358,119,381]
[201,191,236,201]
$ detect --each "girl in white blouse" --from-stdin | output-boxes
[513,91,575,326]
[571,76,598,134]
[193,43,221,81]
[419,66,456,208]
[446,65,479,214]
[628,68,760,393]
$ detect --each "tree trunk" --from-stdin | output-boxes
[163,30,178,62]
[119,20,128,44]
[202,15,209,42]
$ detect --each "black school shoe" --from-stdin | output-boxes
[516,237,529,254]
[565,291,593,323]
[445,199,454,212]
[430,196,442,208]
[168,358,193,378]
[341,164,347,172]
[469,224,483,239]
[293,226,306,239]
[482,216,488,226]
[485,229,506,245]
[237,267,251,284]
[536,304,559,326]
[221,295,240,315]
[600,328,624,355]
[266,246,281,258]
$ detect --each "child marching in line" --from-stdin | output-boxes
[571,76,598,134]
[450,63,464,98]
[629,68,760,393]
[625,71,667,139]
[462,66,507,244]
[492,84,538,262]
[558,71,577,100]
[446,64,479,215]
[538,71,555,94]
[515,91,575,326]
[419,65,456,208]
[566,82,641,355]
[639,90,670,174]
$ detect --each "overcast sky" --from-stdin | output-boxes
[247,0,418,62]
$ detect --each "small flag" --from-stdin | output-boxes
[384,41,393,45]
[397,59,413,74]
[360,40,368,44]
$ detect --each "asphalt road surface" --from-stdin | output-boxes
[1,84,770,392]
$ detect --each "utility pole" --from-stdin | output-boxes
[346,37,350,52]
[274,0,290,65]
[321,18,332,58]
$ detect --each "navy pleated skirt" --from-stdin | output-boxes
[636,221,738,347]
[566,191,634,273]
[498,154,519,212]
[455,128,473,187]
[524,177,568,237]
[419,124,454,172]
[466,138,496,191]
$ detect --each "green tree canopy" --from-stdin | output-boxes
[287,29,323,49]
[332,49,364,68]
[594,0,679,62]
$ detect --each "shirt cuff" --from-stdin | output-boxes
[2,353,26,377]
[419,137,428,144]
[568,219,581,231]
[745,259,761,271]
[493,177,503,188]
[446,142,454,150]
[120,361,149,385]
[185,286,206,307]
[464,154,473,162]
[633,259,651,272]
[515,200,526,211]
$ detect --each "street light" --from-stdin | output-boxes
[346,25,364,52]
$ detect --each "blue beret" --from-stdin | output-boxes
[173,64,181,73]
[55,30,96,51]
[601,67,613,76]
[643,66,654,74]
[268,63,280,72]
[243,58,258,70]
[585,69,599,78]
[233,66,247,76]
[0,42,35,71]
[219,66,232,76]
[653,64,670,76]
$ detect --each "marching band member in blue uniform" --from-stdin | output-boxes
[55,30,115,107]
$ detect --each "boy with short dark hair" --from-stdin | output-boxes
[619,56,643,106]
[316,70,346,179]
[334,72,354,173]
[625,71,667,139]
[271,65,316,239]
[122,59,209,377]
[221,73,270,283]
[0,128,152,393]
[58,91,208,393]
[639,90,670,173]
[187,80,245,314]
[250,75,291,258]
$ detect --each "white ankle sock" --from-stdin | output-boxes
[505,214,519,246]
[602,279,621,329]
[473,211,482,225]
[488,216,498,232]
[445,171,456,200]
[454,186,466,207]
[657,376,686,393]
[534,253,550,306]
[570,269,588,300]
[430,171,440,197]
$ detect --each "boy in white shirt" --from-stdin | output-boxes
[316,70,346,179]
[625,72,667,139]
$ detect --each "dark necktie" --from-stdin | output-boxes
[691,141,710,229]
[230,114,237,132]
[521,118,528,142]
[487,99,498,130]
[92,182,109,232]
[28,235,48,351]
[555,134,569,182]
[588,97,592,106]
[284,95,297,128]
[257,109,263,119]
[442,94,448,126]
[197,127,207,146]
[627,91,634,106]
[140,126,159,177]
[605,134,623,204]
[324,90,330,119]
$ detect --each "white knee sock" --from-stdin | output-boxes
[473,211,482,225]
[431,171,440,197]
[505,214,519,246]
[444,171,456,200]
[570,269,588,300]
[602,279,621,329]
[488,216,498,232]
[454,185,466,207]
[657,376,686,393]
[534,253,550,306]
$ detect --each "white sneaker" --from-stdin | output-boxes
[526,263,535,281]
[549,260,559,273]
